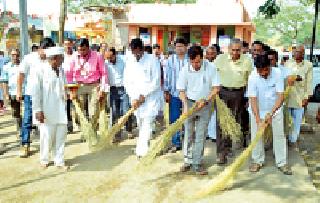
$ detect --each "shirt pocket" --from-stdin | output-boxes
[265,83,277,98]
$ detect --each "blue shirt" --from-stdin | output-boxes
[106,56,125,87]
[163,54,189,97]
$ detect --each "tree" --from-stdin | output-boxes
[254,1,316,47]
[67,0,196,13]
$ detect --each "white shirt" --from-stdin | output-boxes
[106,56,125,87]
[123,54,161,118]
[32,62,67,125]
[2,62,24,96]
[247,67,284,118]
[62,53,73,72]
[19,52,47,96]
[177,60,220,101]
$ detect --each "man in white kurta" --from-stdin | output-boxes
[177,46,220,175]
[32,47,68,168]
[123,38,161,157]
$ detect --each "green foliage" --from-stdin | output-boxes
[254,1,317,47]
[67,0,196,13]
[259,0,280,19]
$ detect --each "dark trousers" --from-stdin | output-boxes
[169,96,183,148]
[110,86,132,138]
[9,95,21,119]
[67,99,73,122]
[216,88,245,155]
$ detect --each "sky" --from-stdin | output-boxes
[0,0,266,17]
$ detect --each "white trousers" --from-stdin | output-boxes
[136,116,154,156]
[207,111,217,139]
[288,107,304,143]
[251,111,287,167]
[39,124,67,166]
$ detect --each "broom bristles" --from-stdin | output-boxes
[73,99,98,149]
[215,96,242,142]
[194,87,292,198]
[194,121,268,198]
[138,103,198,167]
[97,107,136,149]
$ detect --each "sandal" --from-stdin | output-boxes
[193,165,208,176]
[278,165,292,175]
[216,154,227,165]
[249,163,263,172]
[180,164,191,172]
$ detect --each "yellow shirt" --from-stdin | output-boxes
[214,53,253,88]
[285,59,313,108]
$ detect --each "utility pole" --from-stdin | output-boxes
[19,0,29,57]
[59,0,66,46]
[310,0,319,63]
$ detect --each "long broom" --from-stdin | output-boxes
[194,85,294,198]
[139,101,198,166]
[97,107,136,149]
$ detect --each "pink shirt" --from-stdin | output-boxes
[66,50,109,91]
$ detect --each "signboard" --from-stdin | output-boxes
[140,33,151,45]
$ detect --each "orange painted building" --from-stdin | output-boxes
[118,0,254,51]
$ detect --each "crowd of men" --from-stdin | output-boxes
[0,36,313,175]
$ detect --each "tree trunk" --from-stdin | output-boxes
[59,0,66,46]
[310,0,319,63]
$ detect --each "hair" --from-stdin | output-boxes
[153,44,160,49]
[10,48,20,55]
[229,38,242,48]
[31,44,38,52]
[108,47,116,56]
[77,38,90,48]
[267,49,278,60]
[263,44,271,52]
[64,38,73,43]
[130,38,144,50]
[212,44,221,54]
[175,38,187,46]
[144,45,152,54]
[188,45,203,60]
[39,37,55,49]
[0,51,4,56]
[254,54,270,69]
[252,40,264,47]
[242,41,249,48]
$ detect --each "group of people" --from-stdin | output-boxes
[0,36,313,175]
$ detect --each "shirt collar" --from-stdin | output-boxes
[227,54,242,64]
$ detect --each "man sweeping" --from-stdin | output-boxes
[177,45,220,175]
[248,54,292,175]
[32,47,69,169]
[123,38,161,158]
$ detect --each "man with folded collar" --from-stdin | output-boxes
[214,39,253,164]
[106,47,133,142]
[177,45,220,175]
[66,38,108,142]
[248,54,296,175]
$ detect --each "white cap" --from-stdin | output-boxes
[45,47,64,57]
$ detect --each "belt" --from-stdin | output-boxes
[78,81,100,86]
[187,98,209,105]
[110,86,124,90]
[221,86,245,91]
